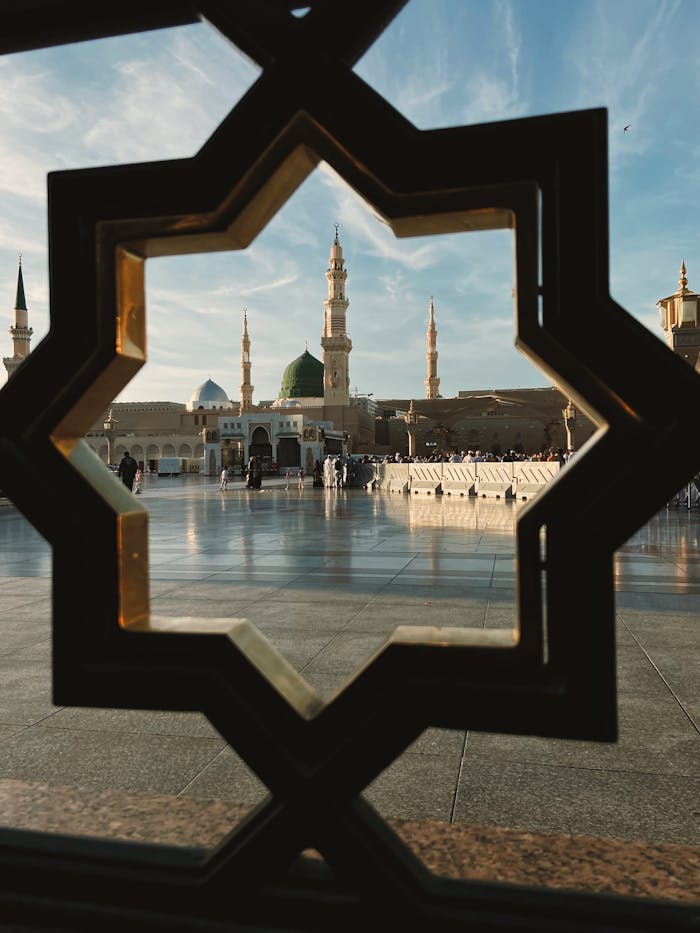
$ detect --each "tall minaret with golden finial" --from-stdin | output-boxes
[321,224,352,407]
[657,260,700,370]
[239,308,254,414]
[3,255,33,381]
[424,296,440,399]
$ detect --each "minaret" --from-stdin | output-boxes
[3,256,33,381]
[239,308,254,414]
[657,260,700,370]
[321,224,352,406]
[425,296,441,399]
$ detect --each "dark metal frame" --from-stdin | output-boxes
[0,2,698,930]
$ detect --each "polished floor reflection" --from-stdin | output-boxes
[0,475,697,849]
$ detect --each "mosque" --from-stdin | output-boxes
[8,229,374,475]
[6,239,698,472]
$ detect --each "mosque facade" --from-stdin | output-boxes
[7,245,691,470]
[90,229,373,474]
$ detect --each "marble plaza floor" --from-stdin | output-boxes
[0,473,697,896]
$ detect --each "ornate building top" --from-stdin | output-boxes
[425,295,441,399]
[279,349,324,399]
[657,260,700,370]
[321,225,352,406]
[3,255,33,381]
[240,308,254,415]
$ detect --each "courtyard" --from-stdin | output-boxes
[0,474,697,899]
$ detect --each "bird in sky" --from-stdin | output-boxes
[624,124,631,133]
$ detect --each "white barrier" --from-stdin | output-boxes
[408,463,443,496]
[442,463,476,496]
[475,462,514,498]
[512,461,560,499]
[373,460,562,498]
[376,464,410,494]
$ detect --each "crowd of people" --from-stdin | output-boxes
[366,448,575,464]
[123,445,575,498]
[222,447,575,495]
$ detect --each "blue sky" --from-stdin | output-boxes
[0,0,697,404]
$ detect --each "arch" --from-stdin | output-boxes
[131,444,144,459]
[162,443,176,457]
[249,425,272,463]
[146,444,159,459]
[208,449,217,475]
[114,445,127,460]
[178,444,192,458]
[276,437,300,468]
[194,443,204,458]
[251,426,270,444]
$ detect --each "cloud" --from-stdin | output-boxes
[0,59,79,134]
[565,0,683,169]
[458,0,526,124]
[215,273,301,298]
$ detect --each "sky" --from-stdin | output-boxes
[1,0,698,404]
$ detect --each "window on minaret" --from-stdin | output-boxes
[681,298,696,325]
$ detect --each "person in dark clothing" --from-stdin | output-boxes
[246,455,262,490]
[118,451,139,491]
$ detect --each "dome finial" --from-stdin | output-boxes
[679,259,688,292]
[334,222,340,242]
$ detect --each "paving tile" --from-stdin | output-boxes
[0,579,52,596]
[299,632,391,675]
[0,632,51,659]
[453,758,700,845]
[345,602,487,634]
[643,648,700,699]
[615,646,671,696]
[0,726,227,795]
[244,600,360,633]
[365,751,461,821]
[0,593,51,611]
[465,694,699,776]
[257,632,343,670]
[42,708,220,739]
[179,746,268,804]
[618,611,700,648]
[0,659,61,725]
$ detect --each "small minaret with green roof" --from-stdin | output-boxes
[3,255,33,381]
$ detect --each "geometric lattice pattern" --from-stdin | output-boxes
[0,2,699,930]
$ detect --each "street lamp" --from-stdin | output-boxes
[103,410,118,466]
[404,400,418,458]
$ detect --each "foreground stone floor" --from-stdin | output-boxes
[0,474,697,901]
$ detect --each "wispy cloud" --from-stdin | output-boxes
[565,0,683,166]
[460,0,527,124]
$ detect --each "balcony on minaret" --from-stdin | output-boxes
[657,260,700,369]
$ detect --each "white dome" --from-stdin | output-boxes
[188,378,230,410]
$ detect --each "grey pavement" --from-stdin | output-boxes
[0,473,697,845]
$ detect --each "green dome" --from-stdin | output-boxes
[278,350,324,398]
